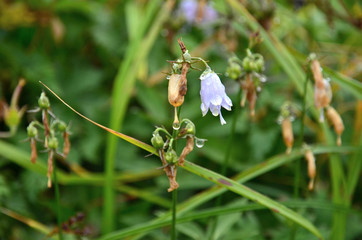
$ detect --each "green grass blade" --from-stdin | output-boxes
[97,200,358,239]
[181,162,323,238]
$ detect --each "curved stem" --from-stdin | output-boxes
[53,158,63,240]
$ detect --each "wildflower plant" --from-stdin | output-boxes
[26,92,71,187]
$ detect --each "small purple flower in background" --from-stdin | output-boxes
[179,0,218,25]
[200,68,232,125]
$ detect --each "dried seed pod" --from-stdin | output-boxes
[326,106,344,146]
[178,136,194,166]
[282,118,294,154]
[304,149,316,190]
[314,79,332,110]
[311,60,324,89]
[168,74,185,107]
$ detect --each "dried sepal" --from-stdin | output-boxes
[159,150,179,192]
[178,136,194,166]
[63,131,71,158]
[326,106,344,146]
[30,138,37,164]
[304,149,316,190]
[241,74,257,117]
[282,118,293,154]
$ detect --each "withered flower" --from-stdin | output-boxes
[304,149,316,191]
[326,106,344,146]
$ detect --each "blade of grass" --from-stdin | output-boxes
[97,199,359,240]
[181,162,323,238]
[0,207,57,239]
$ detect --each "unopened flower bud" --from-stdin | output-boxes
[168,74,185,107]
[27,123,38,138]
[165,149,178,164]
[326,106,344,146]
[253,55,264,73]
[185,122,195,135]
[38,92,50,109]
[57,121,67,132]
[242,57,252,73]
[282,118,293,154]
[226,63,242,80]
[48,136,59,150]
[151,133,164,149]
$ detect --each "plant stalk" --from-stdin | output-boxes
[53,157,63,240]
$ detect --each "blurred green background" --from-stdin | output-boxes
[0,0,361,239]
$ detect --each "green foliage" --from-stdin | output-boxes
[0,0,361,239]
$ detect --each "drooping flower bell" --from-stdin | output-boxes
[200,67,232,125]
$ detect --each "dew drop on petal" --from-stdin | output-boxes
[166,75,170,80]
[195,138,206,148]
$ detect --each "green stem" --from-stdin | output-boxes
[171,189,178,240]
[170,106,181,239]
[53,156,63,240]
[290,73,309,240]
[294,74,309,198]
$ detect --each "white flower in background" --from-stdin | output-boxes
[200,68,232,125]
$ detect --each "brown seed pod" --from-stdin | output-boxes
[326,106,344,146]
[314,79,332,110]
[282,118,294,154]
[304,149,316,190]
[311,60,324,89]
[168,74,185,107]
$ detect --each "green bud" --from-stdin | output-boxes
[226,63,242,80]
[48,136,59,150]
[4,108,21,129]
[183,50,192,63]
[242,57,252,73]
[57,121,67,132]
[38,92,50,109]
[165,149,178,164]
[151,133,164,149]
[27,123,38,138]
[185,122,195,135]
[253,55,264,73]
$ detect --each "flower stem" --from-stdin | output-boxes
[53,158,63,240]
[171,189,178,240]
[170,106,181,240]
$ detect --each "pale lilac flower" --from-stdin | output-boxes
[200,68,232,125]
[179,0,218,25]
